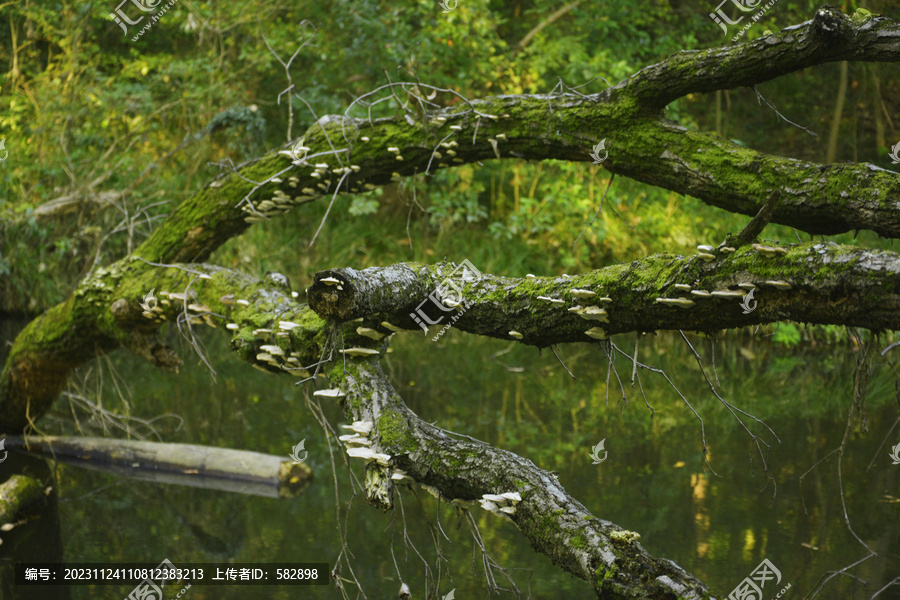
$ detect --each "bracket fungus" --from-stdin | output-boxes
[710,290,745,299]
[313,388,346,398]
[585,327,609,340]
[339,434,372,447]
[340,347,380,357]
[655,298,696,308]
[569,288,597,299]
[752,243,789,257]
[342,421,374,435]
[571,306,610,322]
[356,327,386,340]
[764,280,793,290]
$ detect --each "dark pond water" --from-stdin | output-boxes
[1,317,899,599]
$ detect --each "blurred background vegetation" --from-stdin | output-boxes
[1,0,898,327]
[2,1,900,597]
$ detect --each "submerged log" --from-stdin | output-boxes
[3,436,311,499]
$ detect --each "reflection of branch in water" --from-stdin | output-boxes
[159,494,245,560]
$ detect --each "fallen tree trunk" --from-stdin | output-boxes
[3,436,312,498]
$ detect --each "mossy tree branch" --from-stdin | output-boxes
[327,358,715,599]
[308,244,900,347]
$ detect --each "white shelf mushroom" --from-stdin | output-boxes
[710,290,745,299]
[482,493,508,504]
[655,298,695,308]
[340,348,381,357]
[697,244,715,253]
[673,284,692,292]
[585,327,609,340]
[752,243,788,257]
[570,289,597,299]
[314,388,346,398]
[764,280,793,289]
[500,491,522,504]
[339,434,372,446]
[342,421,374,435]
[690,290,712,297]
[574,306,610,321]
[320,276,341,286]
[259,344,284,356]
[356,327,386,340]
[391,469,412,484]
[347,447,377,461]
[697,253,717,262]
[509,331,523,339]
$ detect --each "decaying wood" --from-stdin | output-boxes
[0,474,44,524]
[310,246,900,345]
[3,436,312,498]
[330,359,713,599]
[2,6,899,598]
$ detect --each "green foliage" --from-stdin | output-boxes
[772,322,802,348]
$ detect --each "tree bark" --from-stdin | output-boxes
[0,474,44,524]
[3,436,312,498]
[327,358,714,599]
[2,6,899,598]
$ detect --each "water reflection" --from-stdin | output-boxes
[2,320,898,599]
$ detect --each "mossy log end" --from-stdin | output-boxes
[0,474,45,523]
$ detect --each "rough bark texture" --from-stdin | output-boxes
[0,474,44,523]
[2,6,899,598]
[3,436,312,498]
[310,245,900,346]
[328,359,714,599]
